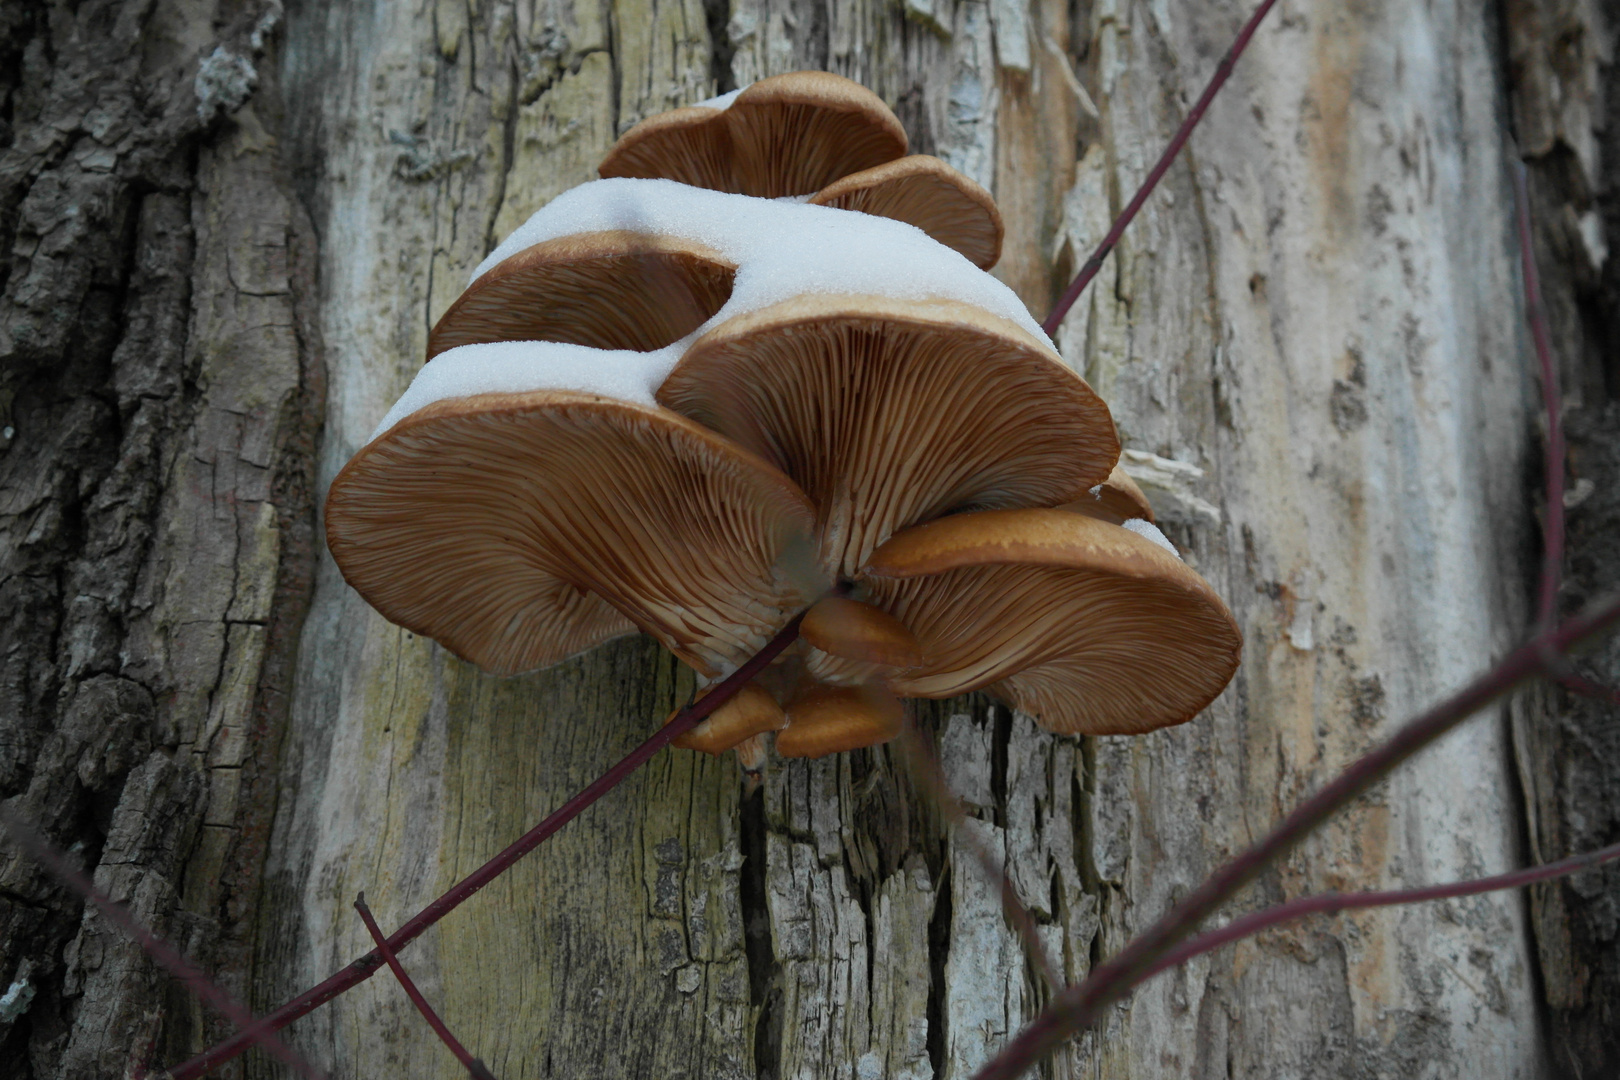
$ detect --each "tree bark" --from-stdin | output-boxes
[0,0,1607,1078]
[0,2,323,1076]
[1504,0,1620,1075]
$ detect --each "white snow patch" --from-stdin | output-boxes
[370,179,1049,442]
[693,87,745,110]
[1122,517,1179,557]
[470,180,1043,340]
[371,341,661,440]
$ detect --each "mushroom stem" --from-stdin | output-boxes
[164,589,847,1079]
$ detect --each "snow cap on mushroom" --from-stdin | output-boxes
[810,156,1004,269]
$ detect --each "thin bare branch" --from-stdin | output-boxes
[169,596,831,1079]
[971,593,1620,1080]
[1041,0,1280,336]
[1138,840,1620,986]
[0,807,325,1080]
[1555,670,1620,706]
[1514,160,1567,629]
[896,719,1063,993]
[355,893,496,1080]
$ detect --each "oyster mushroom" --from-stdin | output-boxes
[664,682,788,755]
[810,508,1241,735]
[1061,463,1156,525]
[658,293,1120,578]
[427,231,736,360]
[599,72,907,198]
[809,155,1004,270]
[326,383,825,678]
[775,681,905,758]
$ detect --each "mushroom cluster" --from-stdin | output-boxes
[327,72,1241,761]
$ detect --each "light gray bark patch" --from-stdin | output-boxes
[194,48,259,122]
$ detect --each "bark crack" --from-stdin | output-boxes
[738,785,782,1080]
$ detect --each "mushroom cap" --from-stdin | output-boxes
[1061,464,1155,525]
[658,293,1120,578]
[851,509,1241,735]
[800,595,925,669]
[776,682,905,758]
[599,72,908,198]
[809,156,1004,270]
[326,389,824,678]
[669,682,787,755]
[427,231,736,360]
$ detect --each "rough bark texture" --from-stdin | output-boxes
[0,1,324,1076]
[0,0,1607,1078]
[257,0,1544,1077]
[1505,0,1620,1075]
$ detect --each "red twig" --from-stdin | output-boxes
[1514,162,1620,703]
[1555,670,1620,706]
[1515,160,1566,629]
[1138,839,1620,986]
[169,604,822,1079]
[0,807,324,1080]
[971,593,1620,1080]
[354,893,496,1080]
[896,720,1063,992]
[1040,0,1280,337]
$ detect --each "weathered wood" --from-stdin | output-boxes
[1504,0,1620,1074]
[0,2,323,1076]
[2,0,1598,1077]
[249,1,1555,1078]
[1051,0,1546,1072]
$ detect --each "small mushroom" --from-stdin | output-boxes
[666,682,787,755]
[800,595,924,669]
[659,293,1120,578]
[809,156,1004,270]
[326,388,825,678]
[427,230,736,360]
[1060,463,1155,525]
[848,508,1241,735]
[776,681,905,758]
[599,72,908,198]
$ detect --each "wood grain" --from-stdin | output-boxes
[248,0,1551,1077]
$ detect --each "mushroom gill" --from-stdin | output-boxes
[848,509,1241,735]
[428,231,736,360]
[810,156,1004,270]
[326,390,824,678]
[599,72,908,198]
[658,293,1120,579]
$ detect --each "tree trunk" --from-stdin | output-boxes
[1504,0,1620,1075]
[0,0,1610,1077]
